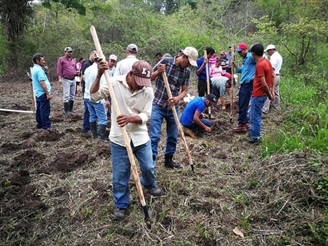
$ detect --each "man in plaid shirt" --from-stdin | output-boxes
[150,47,198,169]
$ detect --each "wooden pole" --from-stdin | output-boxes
[204,50,211,119]
[162,72,194,172]
[90,25,151,228]
[27,69,36,113]
[230,45,235,122]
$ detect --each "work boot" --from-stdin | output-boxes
[64,102,70,115]
[113,207,126,219]
[97,124,107,141]
[147,186,162,196]
[232,124,247,133]
[68,100,74,114]
[164,154,180,169]
[90,122,98,138]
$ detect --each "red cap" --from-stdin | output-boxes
[236,43,247,52]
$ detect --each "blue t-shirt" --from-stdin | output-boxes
[32,64,51,97]
[180,97,205,126]
[236,52,256,84]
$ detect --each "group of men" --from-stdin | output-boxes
[31,41,282,219]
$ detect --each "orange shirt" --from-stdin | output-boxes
[252,58,273,97]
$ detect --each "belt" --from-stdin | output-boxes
[63,77,75,80]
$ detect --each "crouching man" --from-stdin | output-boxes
[179,94,217,138]
[90,59,162,219]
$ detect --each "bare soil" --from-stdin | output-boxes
[0,78,326,245]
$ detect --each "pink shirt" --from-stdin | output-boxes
[56,55,77,79]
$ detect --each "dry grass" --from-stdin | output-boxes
[0,80,327,245]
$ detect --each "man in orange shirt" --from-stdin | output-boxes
[249,44,276,144]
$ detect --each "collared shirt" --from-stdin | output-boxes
[236,52,256,84]
[196,56,211,81]
[108,66,116,77]
[153,56,190,108]
[225,52,235,68]
[32,64,51,97]
[56,55,76,79]
[90,75,153,147]
[84,63,106,102]
[114,55,139,77]
[270,51,283,75]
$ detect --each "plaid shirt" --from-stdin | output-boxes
[153,56,190,108]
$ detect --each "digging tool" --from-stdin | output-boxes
[90,25,151,229]
[229,45,235,123]
[204,50,212,119]
[162,72,194,172]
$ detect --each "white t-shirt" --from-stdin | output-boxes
[114,55,138,77]
[84,63,106,102]
[270,51,283,74]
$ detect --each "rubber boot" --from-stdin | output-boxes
[97,124,107,142]
[64,102,70,115]
[164,154,180,169]
[90,122,98,138]
[68,100,74,114]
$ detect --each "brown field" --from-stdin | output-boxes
[0,76,326,245]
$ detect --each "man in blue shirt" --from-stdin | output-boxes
[196,47,215,96]
[31,53,52,130]
[180,94,216,138]
[232,43,256,132]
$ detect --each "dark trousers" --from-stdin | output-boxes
[83,99,90,132]
[36,93,51,129]
[198,79,211,97]
[237,82,253,125]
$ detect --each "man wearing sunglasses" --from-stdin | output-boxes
[231,43,256,133]
[56,46,79,115]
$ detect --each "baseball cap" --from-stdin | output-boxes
[178,48,183,52]
[109,54,117,61]
[264,44,276,52]
[206,94,217,104]
[182,47,198,66]
[220,51,226,55]
[236,43,247,52]
[126,43,138,53]
[64,47,73,52]
[131,60,153,87]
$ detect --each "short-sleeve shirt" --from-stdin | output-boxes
[196,56,210,81]
[180,97,205,126]
[252,58,273,97]
[32,64,51,97]
[153,56,190,108]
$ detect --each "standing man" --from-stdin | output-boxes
[150,46,198,169]
[56,47,78,114]
[108,54,117,77]
[262,44,283,113]
[84,57,108,141]
[232,43,256,132]
[225,46,235,74]
[31,53,52,130]
[155,52,163,62]
[81,49,98,133]
[249,44,275,143]
[90,60,162,219]
[180,94,216,138]
[114,43,139,76]
[196,47,215,96]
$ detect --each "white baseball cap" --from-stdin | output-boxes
[265,44,276,52]
[109,54,117,61]
[182,47,198,66]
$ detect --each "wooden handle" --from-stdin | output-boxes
[90,25,147,206]
[162,72,193,167]
[204,50,211,116]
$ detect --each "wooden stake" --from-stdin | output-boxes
[204,50,211,119]
[162,72,194,172]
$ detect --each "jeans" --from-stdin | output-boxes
[238,82,253,124]
[83,99,90,132]
[84,99,107,125]
[249,96,267,140]
[111,140,156,209]
[150,104,179,157]
[35,93,51,129]
[62,78,76,103]
[183,118,212,133]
